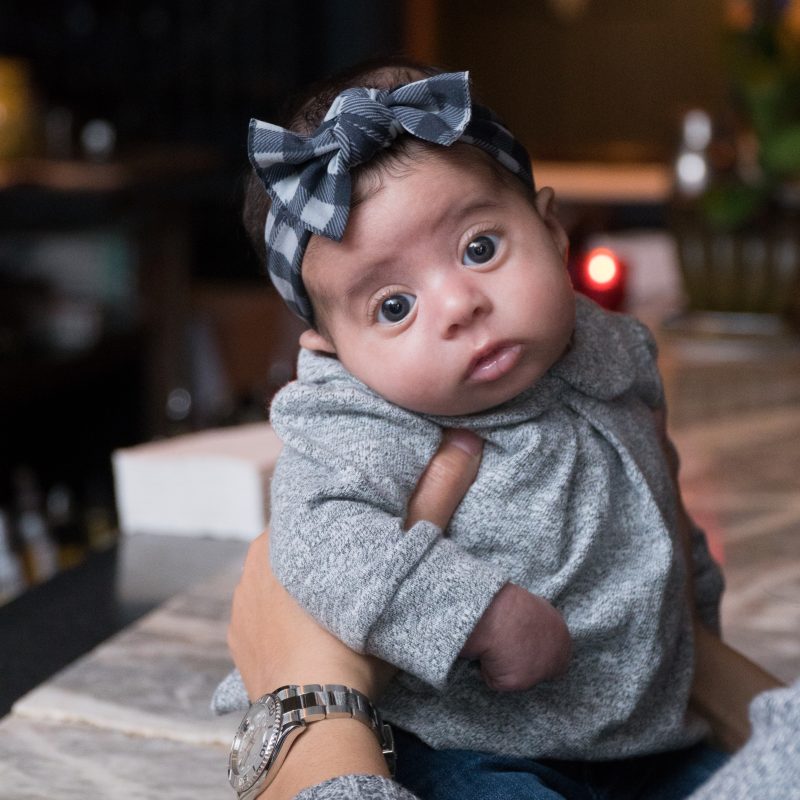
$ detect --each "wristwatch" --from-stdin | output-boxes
[228,683,396,800]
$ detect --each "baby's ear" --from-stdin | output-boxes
[534,187,569,264]
[299,328,337,354]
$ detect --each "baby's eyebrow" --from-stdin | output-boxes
[430,198,503,232]
[451,198,502,218]
[342,197,503,303]
[343,258,394,305]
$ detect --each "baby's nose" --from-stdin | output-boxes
[438,274,492,338]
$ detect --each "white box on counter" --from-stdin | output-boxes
[112,423,282,540]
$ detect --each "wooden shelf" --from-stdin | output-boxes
[534,161,672,205]
[0,147,220,194]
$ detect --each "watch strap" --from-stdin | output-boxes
[274,684,396,773]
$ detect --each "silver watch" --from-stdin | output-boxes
[228,683,395,800]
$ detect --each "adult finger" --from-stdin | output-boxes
[405,428,483,530]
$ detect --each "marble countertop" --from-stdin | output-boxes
[0,566,241,799]
[1,326,799,799]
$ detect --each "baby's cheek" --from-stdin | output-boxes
[376,353,444,407]
[385,378,456,416]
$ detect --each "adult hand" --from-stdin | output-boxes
[226,429,483,798]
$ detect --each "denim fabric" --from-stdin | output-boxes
[393,728,728,800]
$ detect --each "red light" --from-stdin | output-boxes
[570,245,627,310]
[583,248,622,290]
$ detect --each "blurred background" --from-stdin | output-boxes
[1,0,799,714]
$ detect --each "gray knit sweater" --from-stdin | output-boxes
[213,295,723,761]
[294,680,800,800]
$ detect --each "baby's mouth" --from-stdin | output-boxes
[466,343,522,383]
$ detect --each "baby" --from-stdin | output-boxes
[216,60,726,798]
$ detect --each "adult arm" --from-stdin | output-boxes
[690,623,785,752]
[228,429,483,799]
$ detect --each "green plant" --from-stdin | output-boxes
[703,0,800,228]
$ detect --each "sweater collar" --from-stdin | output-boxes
[549,294,638,402]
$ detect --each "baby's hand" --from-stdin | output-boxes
[460,583,572,692]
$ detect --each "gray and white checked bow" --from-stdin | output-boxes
[248,71,534,324]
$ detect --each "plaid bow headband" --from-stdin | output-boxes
[248,71,534,324]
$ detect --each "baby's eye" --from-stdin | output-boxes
[462,234,500,266]
[377,293,416,324]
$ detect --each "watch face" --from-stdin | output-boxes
[228,694,282,795]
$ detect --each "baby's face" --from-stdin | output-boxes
[300,148,576,416]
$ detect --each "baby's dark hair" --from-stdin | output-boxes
[242,56,440,270]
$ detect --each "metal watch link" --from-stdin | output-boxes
[228,683,395,800]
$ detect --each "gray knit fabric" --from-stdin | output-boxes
[295,774,418,800]
[293,680,800,800]
[687,680,800,799]
[213,295,724,761]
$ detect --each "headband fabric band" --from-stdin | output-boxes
[248,71,534,324]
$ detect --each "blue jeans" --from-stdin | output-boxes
[393,728,728,800]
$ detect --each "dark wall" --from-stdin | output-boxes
[0,1,405,287]
[0,0,404,157]
[3,1,730,163]
[439,0,728,162]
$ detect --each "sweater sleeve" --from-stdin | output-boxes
[686,680,800,800]
[268,370,508,690]
[687,519,725,632]
[294,774,420,800]
[626,316,725,630]
[658,426,724,631]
